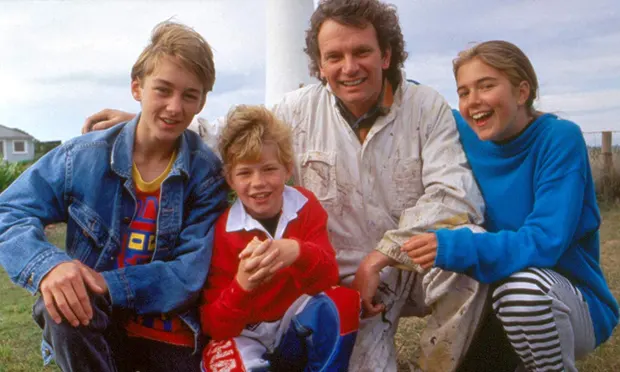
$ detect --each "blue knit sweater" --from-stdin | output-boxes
[435,112,619,346]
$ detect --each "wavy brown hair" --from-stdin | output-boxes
[304,0,408,88]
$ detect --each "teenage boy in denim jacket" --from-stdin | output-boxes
[0,21,227,372]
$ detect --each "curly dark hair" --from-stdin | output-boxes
[304,0,408,88]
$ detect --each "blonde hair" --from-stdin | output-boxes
[131,20,215,97]
[218,105,294,172]
[453,40,539,115]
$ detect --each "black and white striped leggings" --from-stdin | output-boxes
[492,268,595,372]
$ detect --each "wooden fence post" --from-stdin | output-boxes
[602,131,613,200]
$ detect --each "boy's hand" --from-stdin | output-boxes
[238,237,263,260]
[239,238,282,274]
[252,239,300,278]
[243,239,300,280]
[401,233,438,270]
[81,109,136,134]
[236,257,276,291]
[39,260,107,327]
[236,239,279,291]
[77,262,109,297]
[235,238,301,290]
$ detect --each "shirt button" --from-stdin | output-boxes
[27,273,34,286]
[123,217,131,224]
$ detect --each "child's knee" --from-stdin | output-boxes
[32,293,113,335]
[293,286,360,342]
[491,269,551,315]
[321,286,361,335]
[293,287,360,370]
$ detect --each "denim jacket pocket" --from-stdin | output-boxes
[67,199,111,267]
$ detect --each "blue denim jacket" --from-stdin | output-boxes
[0,115,228,352]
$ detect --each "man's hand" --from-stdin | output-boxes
[352,251,394,318]
[39,260,107,327]
[81,109,136,134]
[401,233,438,270]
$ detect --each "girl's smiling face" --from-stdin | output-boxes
[456,57,531,142]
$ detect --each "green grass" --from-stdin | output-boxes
[573,203,620,371]
[1,207,619,371]
[0,224,64,372]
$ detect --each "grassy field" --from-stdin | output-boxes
[1,206,619,371]
[0,225,65,372]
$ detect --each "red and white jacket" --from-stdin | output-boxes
[199,186,339,340]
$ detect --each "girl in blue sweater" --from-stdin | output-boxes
[402,40,618,371]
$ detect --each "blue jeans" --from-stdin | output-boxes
[32,294,201,372]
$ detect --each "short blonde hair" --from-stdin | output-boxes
[218,105,293,172]
[131,20,215,97]
[453,40,539,116]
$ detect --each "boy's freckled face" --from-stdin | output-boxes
[131,55,205,144]
[227,143,292,220]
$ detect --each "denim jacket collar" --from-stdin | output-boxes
[110,113,192,179]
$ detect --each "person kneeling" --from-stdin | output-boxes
[199,105,360,371]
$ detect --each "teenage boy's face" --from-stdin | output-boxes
[317,19,391,118]
[131,55,205,144]
[227,143,292,220]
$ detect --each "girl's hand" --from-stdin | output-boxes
[401,233,438,270]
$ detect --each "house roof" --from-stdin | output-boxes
[0,124,35,140]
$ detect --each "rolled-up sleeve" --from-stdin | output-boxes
[375,101,485,272]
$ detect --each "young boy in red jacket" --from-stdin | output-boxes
[199,105,360,371]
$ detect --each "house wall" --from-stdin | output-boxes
[2,139,35,163]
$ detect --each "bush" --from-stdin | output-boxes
[0,161,30,192]
[34,140,61,161]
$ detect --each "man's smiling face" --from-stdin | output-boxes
[317,19,391,118]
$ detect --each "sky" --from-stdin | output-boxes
[1,0,619,143]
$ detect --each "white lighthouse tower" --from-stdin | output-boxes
[265,0,315,107]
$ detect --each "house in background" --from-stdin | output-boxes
[0,124,35,163]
